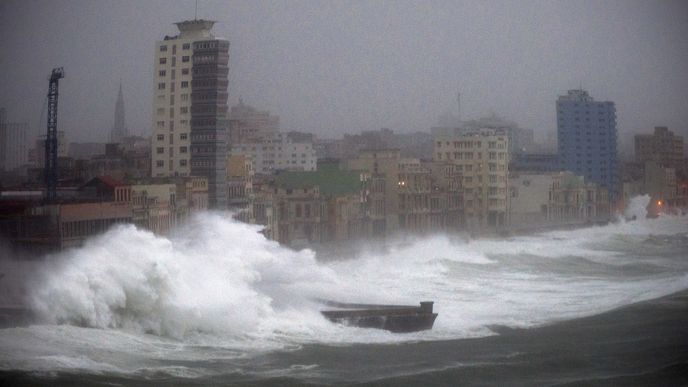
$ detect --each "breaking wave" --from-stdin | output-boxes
[1,199,686,375]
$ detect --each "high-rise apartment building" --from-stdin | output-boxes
[556,89,618,200]
[434,129,509,229]
[634,126,684,169]
[151,20,229,208]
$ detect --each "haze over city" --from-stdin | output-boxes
[2,1,688,385]
[1,0,687,151]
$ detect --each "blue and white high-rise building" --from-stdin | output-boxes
[556,89,618,199]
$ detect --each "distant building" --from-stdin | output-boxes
[510,153,560,173]
[130,182,177,235]
[68,142,107,160]
[641,161,677,207]
[0,175,208,253]
[634,126,684,170]
[434,129,509,230]
[548,172,610,223]
[110,83,129,143]
[228,99,279,143]
[346,149,401,236]
[152,19,229,208]
[463,114,535,155]
[0,120,29,172]
[397,159,463,233]
[249,162,366,246]
[32,131,68,167]
[0,179,133,252]
[229,133,317,175]
[73,138,150,183]
[333,129,396,160]
[227,154,253,213]
[509,171,610,231]
[319,129,432,160]
[556,89,619,200]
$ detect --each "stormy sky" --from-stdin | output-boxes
[1,0,687,153]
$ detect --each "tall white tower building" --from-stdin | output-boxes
[151,20,229,208]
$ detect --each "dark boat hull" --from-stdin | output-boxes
[320,301,438,333]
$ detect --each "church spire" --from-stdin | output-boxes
[111,81,128,142]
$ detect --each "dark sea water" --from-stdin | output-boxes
[1,198,687,386]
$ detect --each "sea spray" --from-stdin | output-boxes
[30,213,342,339]
[21,206,688,350]
[623,194,651,220]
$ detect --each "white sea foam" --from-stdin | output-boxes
[624,194,651,220]
[0,198,686,375]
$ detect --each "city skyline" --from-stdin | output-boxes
[0,0,687,149]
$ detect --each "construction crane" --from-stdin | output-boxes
[44,67,64,204]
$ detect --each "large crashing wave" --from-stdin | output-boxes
[31,214,341,339]
[28,201,688,345]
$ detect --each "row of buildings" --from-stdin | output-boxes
[0,176,208,253]
[2,18,687,252]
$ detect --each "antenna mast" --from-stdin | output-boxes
[457,91,461,123]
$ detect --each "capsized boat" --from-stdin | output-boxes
[319,300,438,333]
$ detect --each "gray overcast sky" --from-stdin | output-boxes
[1,0,687,151]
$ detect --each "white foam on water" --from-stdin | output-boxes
[0,197,686,376]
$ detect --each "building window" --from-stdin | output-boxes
[182,68,189,75]
[158,82,165,90]
[180,159,187,166]
[182,56,190,62]
[180,146,187,153]
[156,147,164,154]
[157,134,164,141]
[180,133,188,140]
[156,121,165,128]
[156,160,164,167]
[180,107,189,114]
[182,43,190,50]
[181,81,189,88]
[158,70,166,77]
[156,108,165,115]
[159,57,167,64]
[181,94,189,101]
[159,45,167,52]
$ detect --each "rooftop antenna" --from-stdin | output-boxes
[194,0,198,20]
[457,91,461,123]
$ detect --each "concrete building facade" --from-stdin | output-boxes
[228,99,279,144]
[434,129,509,230]
[634,126,684,169]
[229,133,317,175]
[557,89,618,200]
[509,171,610,231]
[397,159,463,233]
[0,121,29,172]
[151,19,229,208]
[347,149,401,236]
[189,35,230,208]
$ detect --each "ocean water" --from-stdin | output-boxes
[1,195,687,385]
